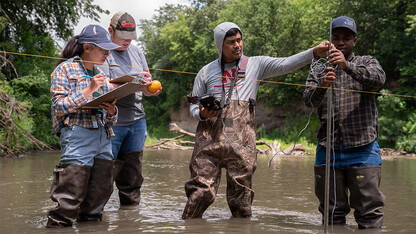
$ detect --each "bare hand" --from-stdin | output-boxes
[142,86,162,96]
[321,67,336,87]
[90,74,106,92]
[99,98,117,116]
[141,70,162,96]
[141,70,152,84]
[199,104,220,119]
[313,41,336,57]
[327,48,347,70]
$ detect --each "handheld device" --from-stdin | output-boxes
[198,95,221,110]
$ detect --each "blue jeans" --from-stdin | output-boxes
[315,140,382,168]
[111,118,147,158]
[59,125,113,167]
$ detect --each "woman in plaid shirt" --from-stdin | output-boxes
[46,24,149,228]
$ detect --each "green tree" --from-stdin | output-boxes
[12,70,59,146]
[335,1,416,96]
[139,0,416,152]
[378,90,416,152]
[0,0,109,77]
[217,0,336,107]
[0,1,109,155]
[335,1,416,152]
[0,80,49,156]
[139,4,192,134]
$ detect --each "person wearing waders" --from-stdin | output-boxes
[303,16,386,229]
[47,24,151,227]
[182,22,330,219]
[100,12,161,207]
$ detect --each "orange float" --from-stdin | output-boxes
[147,80,162,93]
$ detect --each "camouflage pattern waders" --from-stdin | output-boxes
[182,100,257,219]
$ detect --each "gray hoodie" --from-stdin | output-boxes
[190,22,315,121]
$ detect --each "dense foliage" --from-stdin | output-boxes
[0,0,415,155]
[0,0,108,155]
[0,0,108,77]
[139,0,416,151]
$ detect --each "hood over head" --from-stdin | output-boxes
[214,22,243,63]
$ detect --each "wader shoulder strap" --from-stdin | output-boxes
[237,55,249,79]
[220,56,249,109]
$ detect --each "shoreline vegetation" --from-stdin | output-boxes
[141,123,416,158]
[1,1,415,159]
[1,122,415,158]
[13,146,416,159]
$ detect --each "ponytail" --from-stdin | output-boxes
[56,35,84,66]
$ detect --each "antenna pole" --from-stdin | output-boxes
[323,18,333,234]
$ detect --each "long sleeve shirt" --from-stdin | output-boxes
[303,54,386,149]
[190,49,315,121]
[51,56,117,135]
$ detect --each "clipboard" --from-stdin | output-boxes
[109,75,136,84]
[78,79,146,110]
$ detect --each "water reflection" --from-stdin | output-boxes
[0,150,415,233]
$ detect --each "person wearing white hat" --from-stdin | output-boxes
[100,12,161,207]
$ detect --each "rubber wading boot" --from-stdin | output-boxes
[182,193,215,219]
[347,166,385,229]
[314,166,351,225]
[78,158,114,222]
[115,151,144,205]
[113,159,124,178]
[47,164,91,228]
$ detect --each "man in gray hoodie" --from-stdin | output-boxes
[182,22,330,219]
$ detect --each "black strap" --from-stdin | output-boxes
[220,63,238,109]
[220,62,227,108]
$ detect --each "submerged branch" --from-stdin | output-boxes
[145,122,310,156]
[0,88,50,157]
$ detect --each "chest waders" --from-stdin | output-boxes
[182,56,258,219]
[47,158,117,227]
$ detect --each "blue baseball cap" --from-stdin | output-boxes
[332,16,357,35]
[78,24,121,50]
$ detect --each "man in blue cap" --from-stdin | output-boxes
[303,16,386,229]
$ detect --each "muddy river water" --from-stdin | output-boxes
[0,150,415,233]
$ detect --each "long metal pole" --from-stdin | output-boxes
[324,18,333,234]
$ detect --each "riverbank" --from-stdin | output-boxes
[2,134,415,158]
[9,146,415,159]
[380,148,416,157]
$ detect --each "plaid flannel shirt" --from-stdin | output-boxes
[303,53,386,149]
[51,56,117,135]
